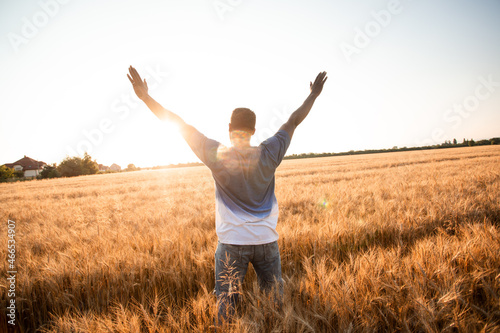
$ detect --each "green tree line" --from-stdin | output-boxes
[284,137,500,160]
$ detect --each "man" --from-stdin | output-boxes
[127,66,327,322]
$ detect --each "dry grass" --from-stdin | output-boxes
[1,145,499,332]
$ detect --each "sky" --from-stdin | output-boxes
[1,0,499,168]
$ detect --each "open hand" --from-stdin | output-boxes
[310,71,328,96]
[127,66,149,100]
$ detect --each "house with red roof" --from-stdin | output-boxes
[3,156,46,178]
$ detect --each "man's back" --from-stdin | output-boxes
[187,129,291,244]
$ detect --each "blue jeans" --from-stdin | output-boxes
[214,241,283,323]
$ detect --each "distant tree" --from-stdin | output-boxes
[49,168,60,178]
[476,139,490,146]
[81,152,99,175]
[453,138,458,145]
[41,164,61,179]
[13,170,24,178]
[109,163,121,172]
[468,139,475,147]
[126,163,138,171]
[0,165,15,180]
[58,153,99,177]
[58,156,84,177]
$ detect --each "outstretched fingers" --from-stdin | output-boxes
[128,66,143,84]
[309,71,327,95]
[312,71,327,89]
[128,66,137,84]
[315,71,327,84]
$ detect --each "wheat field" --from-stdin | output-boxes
[1,145,499,332]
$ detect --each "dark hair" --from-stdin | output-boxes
[230,108,256,132]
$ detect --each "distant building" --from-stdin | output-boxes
[4,155,46,178]
[109,163,121,172]
[98,164,110,172]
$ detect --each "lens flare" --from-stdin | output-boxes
[319,198,329,209]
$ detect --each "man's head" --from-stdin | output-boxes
[229,108,256,135]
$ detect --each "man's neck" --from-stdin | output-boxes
[230,130,253,149]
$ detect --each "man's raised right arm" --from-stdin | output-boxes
[279,71,327,139]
